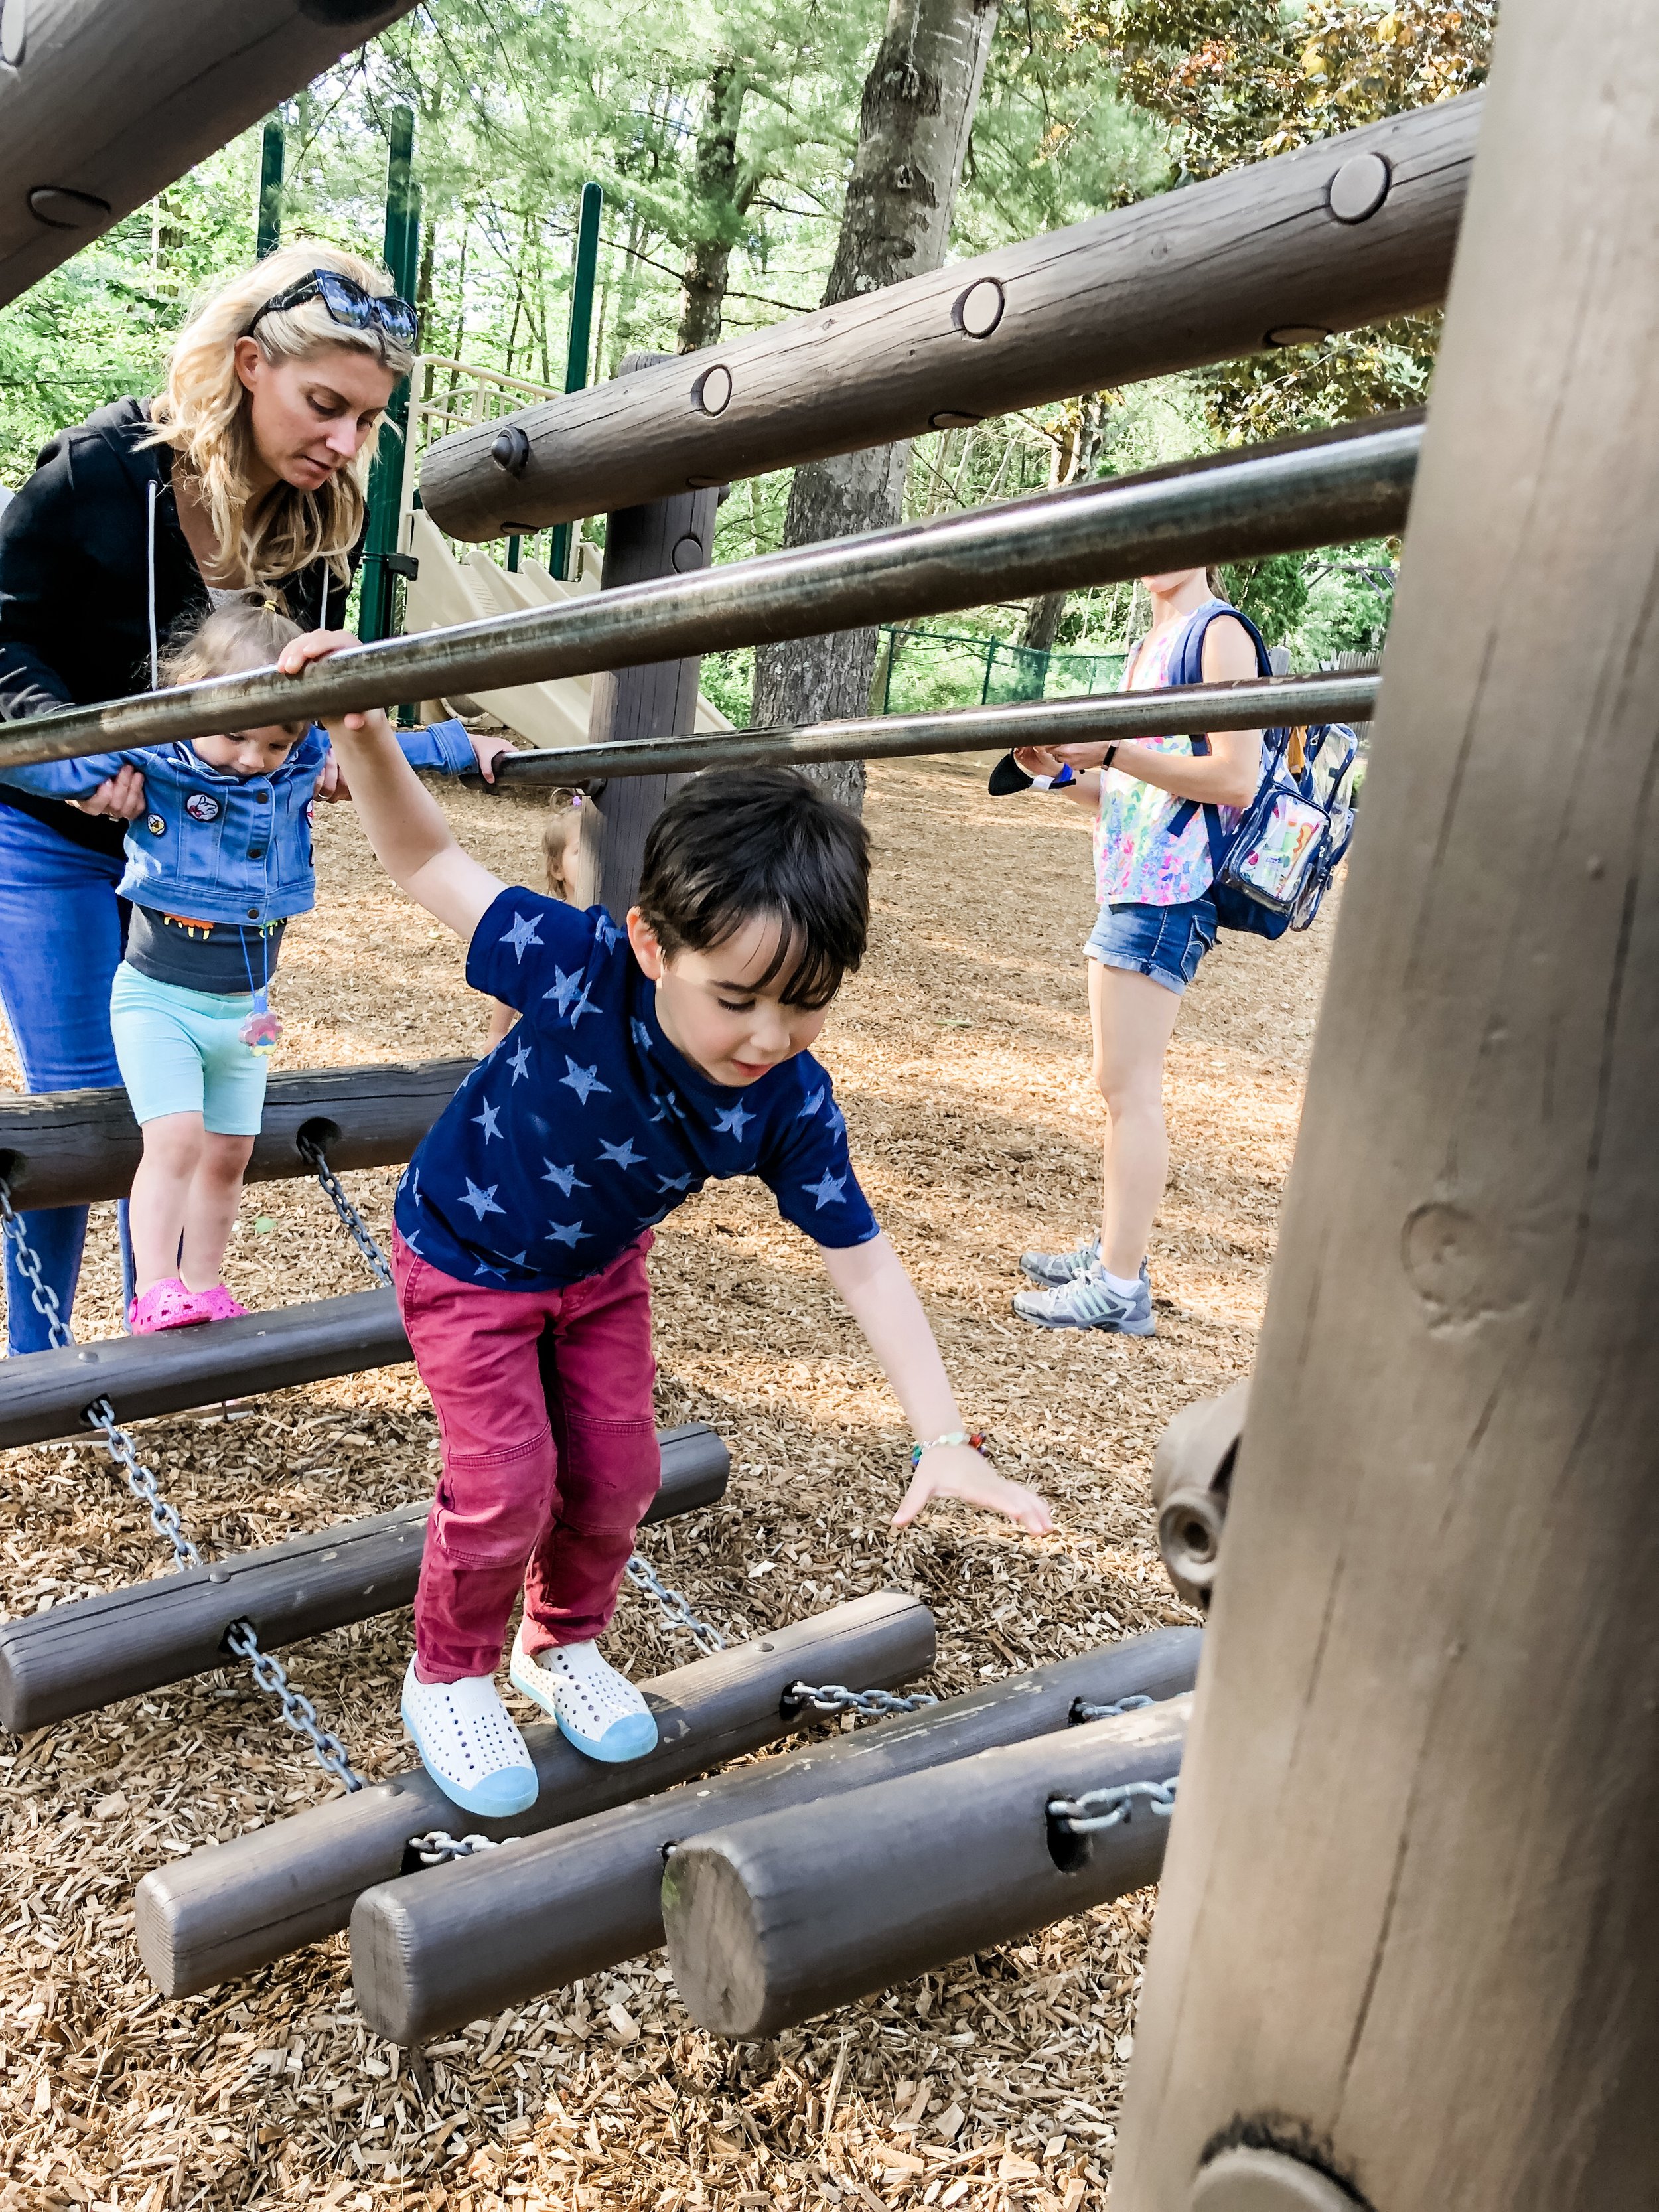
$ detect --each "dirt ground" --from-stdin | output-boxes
[0,755,1334,2212]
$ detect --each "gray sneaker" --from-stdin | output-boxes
[1018,1234,1101,1288]
[1013,1265,1157,1336]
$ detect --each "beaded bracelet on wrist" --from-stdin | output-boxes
[910,1430,987,1471]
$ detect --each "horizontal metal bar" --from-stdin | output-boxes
[0,416,1419,774]
[475,672,1380,788]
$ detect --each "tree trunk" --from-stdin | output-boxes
[1011,398,1104,700]
[677,63,748,354]
[751,0,1000,808]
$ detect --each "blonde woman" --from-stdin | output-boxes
[0,242,507,1349]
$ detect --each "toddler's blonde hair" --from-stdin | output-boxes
[159,601,307,733]
[543,788,583,901]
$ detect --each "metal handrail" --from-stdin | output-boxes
[0,415,1418,774]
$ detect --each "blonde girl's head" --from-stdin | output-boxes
[543,788,584,901]
[160,599,311,773]
[146,242,416,593]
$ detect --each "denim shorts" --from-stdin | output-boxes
[109,963,269,1134]
[1085,894,1218,997]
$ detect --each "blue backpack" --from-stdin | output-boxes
[1161,602,1358,940]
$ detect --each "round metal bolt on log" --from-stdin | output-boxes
[1151,1380,1247,1609]
[492,424,530,475]
[1327,151,1392,225]
[695,363,733,416]
[954,276,1005,338]
[1190,2148,1371,2212]
[29,184,108,228]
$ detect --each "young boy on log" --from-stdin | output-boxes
[283,628,1052,1818]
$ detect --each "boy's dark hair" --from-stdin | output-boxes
[636,767,869,1011]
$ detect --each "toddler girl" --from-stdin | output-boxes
[0,599,485,1331]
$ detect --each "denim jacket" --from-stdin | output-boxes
[0,717,475,926]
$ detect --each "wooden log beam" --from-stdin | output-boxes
[421,98,1473,540]
[0,1057,470,1211]
[0,1423,727,1733]
[350,1628,1200,2045]
[0,417,1419,774]
[135,1590,936,1998]
[1110,9,1659,2207]
[662,1696,1189,2039]
[478,673,1379,790]
[0,0,415,311]
[0,1288,410,1448]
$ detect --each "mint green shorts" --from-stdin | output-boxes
[109,964,269,1135]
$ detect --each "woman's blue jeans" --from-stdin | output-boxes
[0,805,135,1351]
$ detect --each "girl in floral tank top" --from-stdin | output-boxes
[1003,567,1265,1341]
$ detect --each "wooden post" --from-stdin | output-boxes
[0,0,415,309]
[575,352,720,920]
[1112,8,1659,2207]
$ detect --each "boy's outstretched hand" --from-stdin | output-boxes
[892,1441,1053,1536]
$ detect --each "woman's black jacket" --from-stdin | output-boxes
[0,398,359,855]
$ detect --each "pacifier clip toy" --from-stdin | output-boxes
[238,924,283,1055]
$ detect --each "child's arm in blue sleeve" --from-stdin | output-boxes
[394,717,478,776]
[0,745,135,798]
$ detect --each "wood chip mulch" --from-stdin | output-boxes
[0,755,1333,2211]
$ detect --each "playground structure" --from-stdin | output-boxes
[3,4,1653,2201]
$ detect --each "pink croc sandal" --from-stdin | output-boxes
[195,1284,249,1322]
[127,1279,210,1335]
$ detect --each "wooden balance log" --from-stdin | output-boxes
[662,1695,1190,2040]
[0,1057,471,1213]
[135,1589,936,1999]
[0,1423,728,1733]
[348,1628,1200,2045]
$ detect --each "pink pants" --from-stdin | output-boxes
[394,1229,662,1682]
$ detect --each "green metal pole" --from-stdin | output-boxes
[360,107,418,647]
[255,119,285,259]
[550,181,603,583]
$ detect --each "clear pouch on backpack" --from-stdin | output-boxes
[1218,778,1329,914]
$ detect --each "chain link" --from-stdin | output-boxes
[1,1173,359,1790]
[224,1621,363,1791]
[1071,1692,1153,1724]
[409,1829,505,1867]
[623,1550,728,1655]
[0,1177,71,1351]
[86,1397,201,1571]
[299,1134,394,1288]
[1048,1775,1179,1835]
[783,1681,938,1720]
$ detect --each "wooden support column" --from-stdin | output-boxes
[1112,9,1659,2209]
[574,352,719,921]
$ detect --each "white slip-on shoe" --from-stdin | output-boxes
[401,1659,538,1816]
[509,1625,659,1764]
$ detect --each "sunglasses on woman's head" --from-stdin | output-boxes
[248,269,417,347]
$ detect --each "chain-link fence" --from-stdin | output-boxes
[875,627,1129,718]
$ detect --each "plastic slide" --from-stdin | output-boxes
[402,516,733,750]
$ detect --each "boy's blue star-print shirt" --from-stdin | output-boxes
[394,889,880,1288]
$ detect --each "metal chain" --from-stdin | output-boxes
[1071,1692,1153,1724]
[86,1397,200,1571]
[1,1174,358,1791]
[623,1550,729,1655]
[784,1680,938,1720]
[224,1621,363,1791]
[1048,1775,1179,1836]
[299,1135,393,1288]
[410,1829,504,1867]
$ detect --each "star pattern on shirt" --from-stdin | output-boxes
[507,1041,532,1084]
[594,913,621,948]
[714,1100,755,1142]
[796,1088,824,1120]
[656,1171,693,1193]
[599,1137,645,1171]
[541,1160,589,1196]
[631,1018,653,1053]
[500,910,543,960]
[546,1219,590,1248]
[805,1169,847,1210]
[460,1179,506,1220]
[648,1090,682,1124]
[545,965,585,1016]
[472,1099,502,1142]
[559,1057,611,1105]
[474,1258,506,1280]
